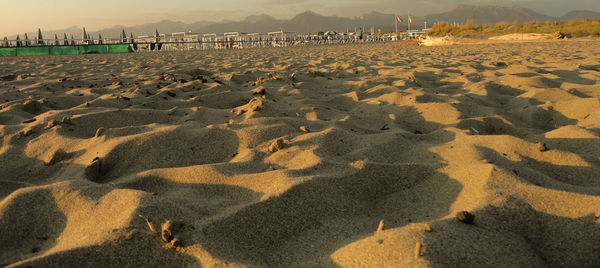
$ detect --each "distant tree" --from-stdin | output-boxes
[463,17,478,30]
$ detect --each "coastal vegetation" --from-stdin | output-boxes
[427,18,600,38]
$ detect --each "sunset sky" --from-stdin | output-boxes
[1,0,598,36]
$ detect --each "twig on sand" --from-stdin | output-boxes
[138,214,156,233]
[414,242,423,258]
[375,219,385,234]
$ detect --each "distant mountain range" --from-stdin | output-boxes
[7,4,600,39]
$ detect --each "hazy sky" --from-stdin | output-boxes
[1,0,598,36]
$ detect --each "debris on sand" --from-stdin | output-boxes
[253,86,266,95]
[170,238,182,248]
[138,215,156,233]
[252,77,265,86]
[375,219,385,234]
[414,242,423,258]
[248,98,264,112]
[44,120,58,130]
[299,126,310,133]
[269,138,285,153]
[537,142,549,152]
[61,116,73,125]
[456,211,475,224]
[234,109,246,116]
[94,127,105,137]
[161,220,185,248]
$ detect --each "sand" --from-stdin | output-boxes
[420,34,569,47]
[1,39,599,267]
[489,33,559,41]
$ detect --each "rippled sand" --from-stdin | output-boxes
[1,40,600,267]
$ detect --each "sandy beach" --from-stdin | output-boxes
[1,39,600,267]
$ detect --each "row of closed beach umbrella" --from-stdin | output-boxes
[1,28,146,47]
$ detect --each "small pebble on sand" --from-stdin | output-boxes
[456,211,475,224]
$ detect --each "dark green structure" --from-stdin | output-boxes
[0,44,133,57]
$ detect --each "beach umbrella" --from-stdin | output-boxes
[98,33,103,45]
[24,33,30,46]
[16,35,21,47]
[63,33,69,46]
[122,29,127,43]
[155,29,162,50]
[37,28,44,45]
[130,33,137,50]
[82,27,88,43]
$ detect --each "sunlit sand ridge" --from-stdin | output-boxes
[1,40,600,267]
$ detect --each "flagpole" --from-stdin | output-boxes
[395,14,398,40]
[408,12,411,32]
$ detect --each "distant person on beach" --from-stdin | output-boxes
[358,27,364,43]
